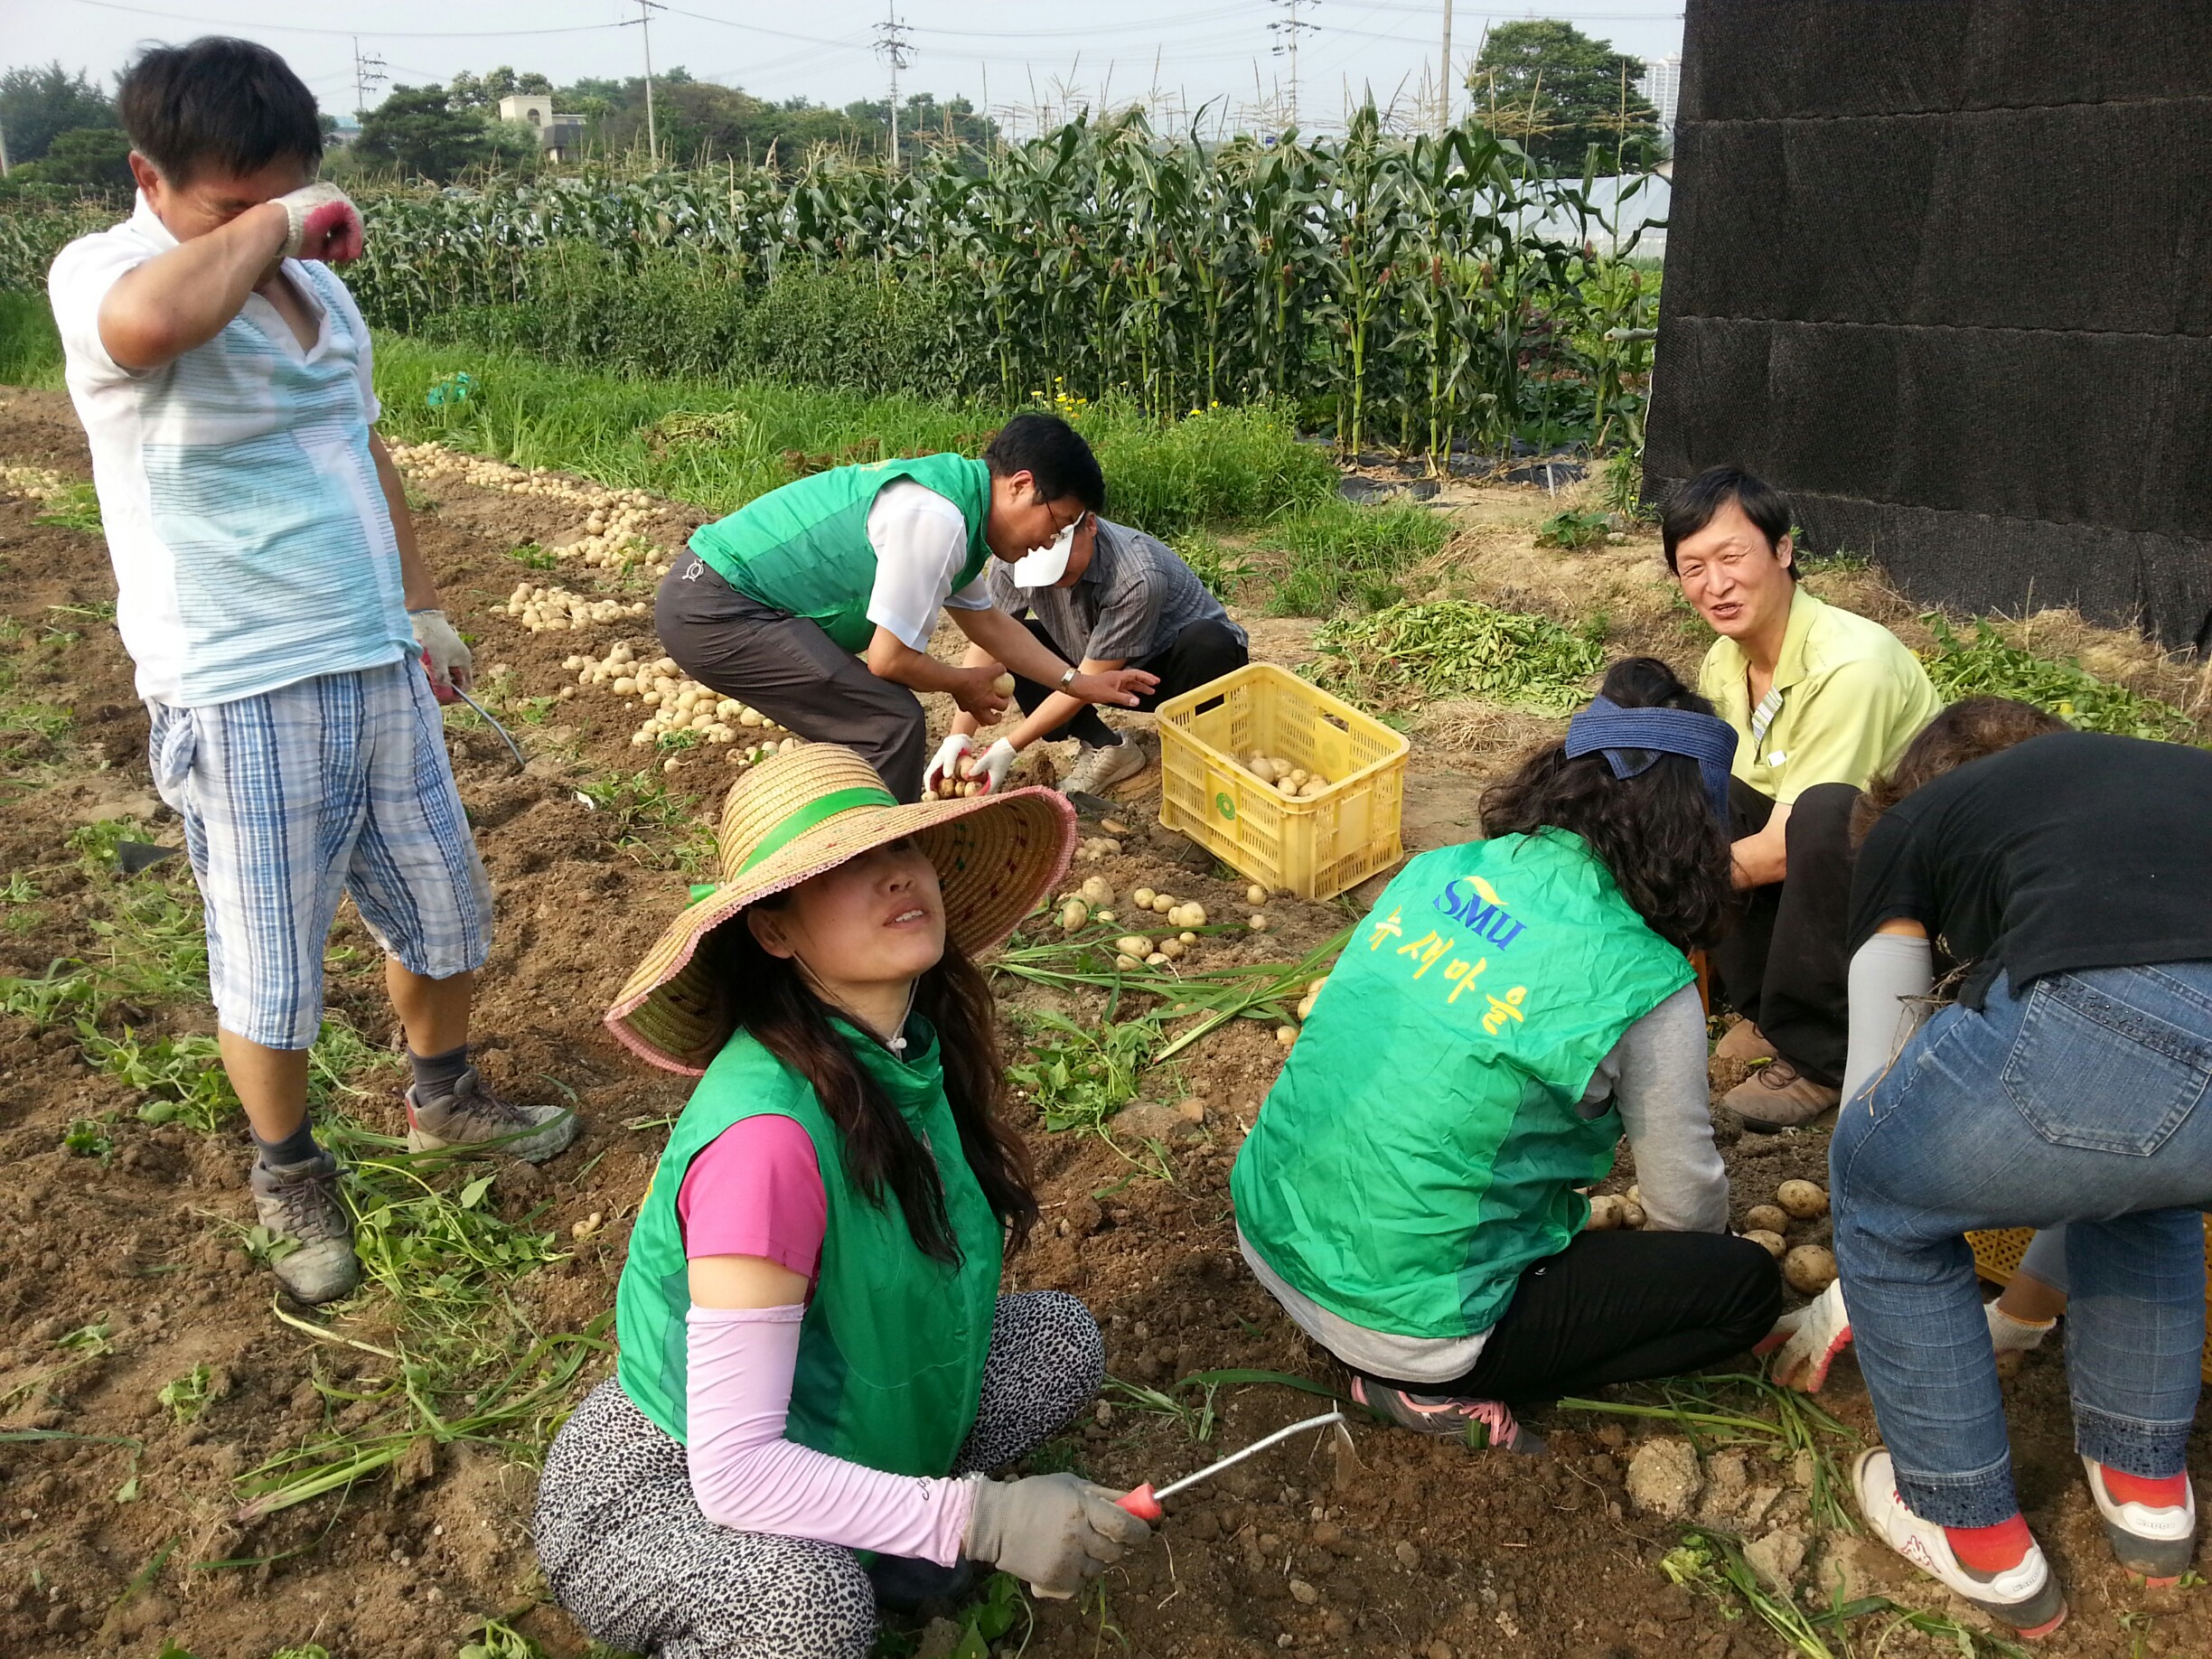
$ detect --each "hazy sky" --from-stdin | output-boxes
[19,0,1684,136]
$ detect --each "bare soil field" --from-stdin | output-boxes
[2,386,2205,1659]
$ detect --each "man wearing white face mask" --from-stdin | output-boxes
[939,512,1249,798]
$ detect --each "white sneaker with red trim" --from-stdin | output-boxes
[1851,1449,2067,1638]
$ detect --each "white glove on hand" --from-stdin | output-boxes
[274,183,365,263]
[963,1473,1150,1599]
[970,738,1018,795]
[1756,1279,1852,1392]
[410,607,473,694]
[924,732,976,797]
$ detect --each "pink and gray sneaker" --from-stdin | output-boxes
[1350,1376,1543,1453]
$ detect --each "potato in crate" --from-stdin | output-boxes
[1156,663,1408,901]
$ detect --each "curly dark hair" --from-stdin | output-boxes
[1847,696,2067,847]
[1478,657,1737,951]
[693,903,1037,1265]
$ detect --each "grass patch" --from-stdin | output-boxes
[32,480,103,536]
[1310,599,1606,714]
[1922,615,2196,742]
[1534,506,1611,550]
[1261,498,1452,616]
[373,336,1329,539]
[0,290,63,387]
[576,769,716,872]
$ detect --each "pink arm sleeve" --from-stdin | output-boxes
[678,1114,828,1277]
[685,1304,978,1562]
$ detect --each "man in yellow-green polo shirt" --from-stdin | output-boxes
[1665,466,1941,1129]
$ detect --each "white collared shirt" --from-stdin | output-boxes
[48,195,414,707]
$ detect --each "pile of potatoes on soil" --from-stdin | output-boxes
[389,445,676,578]
[559,640,798,771]
[507,581,651,633]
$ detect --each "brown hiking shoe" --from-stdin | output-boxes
[1715,1019,1779,1065]
[249,1151,361,1305]
[1724,1059,1842,1132]
[405,1068,578,1163]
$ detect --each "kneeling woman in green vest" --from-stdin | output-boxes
[535,745,1149,1658]
[1233,659,1785,1449]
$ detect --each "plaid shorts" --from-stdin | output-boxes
[146,659,493,1050]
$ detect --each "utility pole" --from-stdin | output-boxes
[351,36,388,123]
[875,2,914,172]
[1268,0,1317,129]
[622,0,665,165]
[1437,0,1453,132]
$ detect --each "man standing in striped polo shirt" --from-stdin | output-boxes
[49,38,576,1305]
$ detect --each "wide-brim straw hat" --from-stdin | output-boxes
[605,743,1076,1074]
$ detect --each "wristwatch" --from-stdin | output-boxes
[1058,666,1079,690]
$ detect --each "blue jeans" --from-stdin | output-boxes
[1831,962,2212,1528]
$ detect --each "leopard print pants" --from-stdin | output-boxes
[533,1289,1104,1659]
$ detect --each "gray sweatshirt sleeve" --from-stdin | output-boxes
[1842,933,1936,1103]
[1589,984,1729,1233]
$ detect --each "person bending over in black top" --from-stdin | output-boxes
[1773,729,2212,1638]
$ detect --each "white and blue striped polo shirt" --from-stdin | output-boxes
[49,196,415,708]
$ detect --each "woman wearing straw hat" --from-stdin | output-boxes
[534,745,1149,1658]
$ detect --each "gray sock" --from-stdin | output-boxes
[408,1044,472,1111]
[251,1115,322,1169]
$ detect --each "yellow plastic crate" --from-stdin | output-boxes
[1969,1223,2212,1383]
[1156,662,1409,901]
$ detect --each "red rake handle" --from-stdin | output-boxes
[1117,1484,1164,1523]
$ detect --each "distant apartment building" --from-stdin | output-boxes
[1638,54,1682,144]
[498,93,586,162]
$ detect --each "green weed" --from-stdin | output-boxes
[1922,615,2196,742]
[1173,530,1260,602]
[1534,506,1611,550]
[0,289,65,385]
[458,1620,544,1659]
[80,1026,239,1132]
[1311,598,1606,714]
[505,541,559,571]
[68,817,145,868]
[32,483,103,537]
[1007,1012,1156,1135]
[576,770,715,870]
[157,1364,212,1424]
[63,1114,115,1163]
[1261,497,1451,617]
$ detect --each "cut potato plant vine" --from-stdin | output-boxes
[1312,599,1605,713]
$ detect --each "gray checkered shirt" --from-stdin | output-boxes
[986,518,1245,664]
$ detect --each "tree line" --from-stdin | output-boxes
[0,20,1658,196]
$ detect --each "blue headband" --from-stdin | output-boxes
[1562,696,1739,819]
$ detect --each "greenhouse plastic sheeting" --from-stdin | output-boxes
[1645,0,2212,650]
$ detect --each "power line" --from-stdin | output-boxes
[351,35,388,122]
[1268,0,1318,126]
[620,0,667,164]
[875,1,914,170]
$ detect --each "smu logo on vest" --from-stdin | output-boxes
[1430,874,1528,950]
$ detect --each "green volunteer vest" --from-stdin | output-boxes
[1231,830,1693,1340]
[689,455,994,652]
[615,1016,1003,1478]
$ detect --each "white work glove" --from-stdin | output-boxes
[963,1473,1150,1599]
[1756,1279,1852,1392]
[1986,1298,2057,1355]
[924,732,976,797]
[970,738,1018,795]
[410,607,473,695]
[274,183,364,264]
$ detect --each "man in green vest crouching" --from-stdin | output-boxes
[657,413,1158,802]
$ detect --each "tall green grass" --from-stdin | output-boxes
[374,336,1333,535]
[0,292,62,388]
[1261,496,1453,615]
